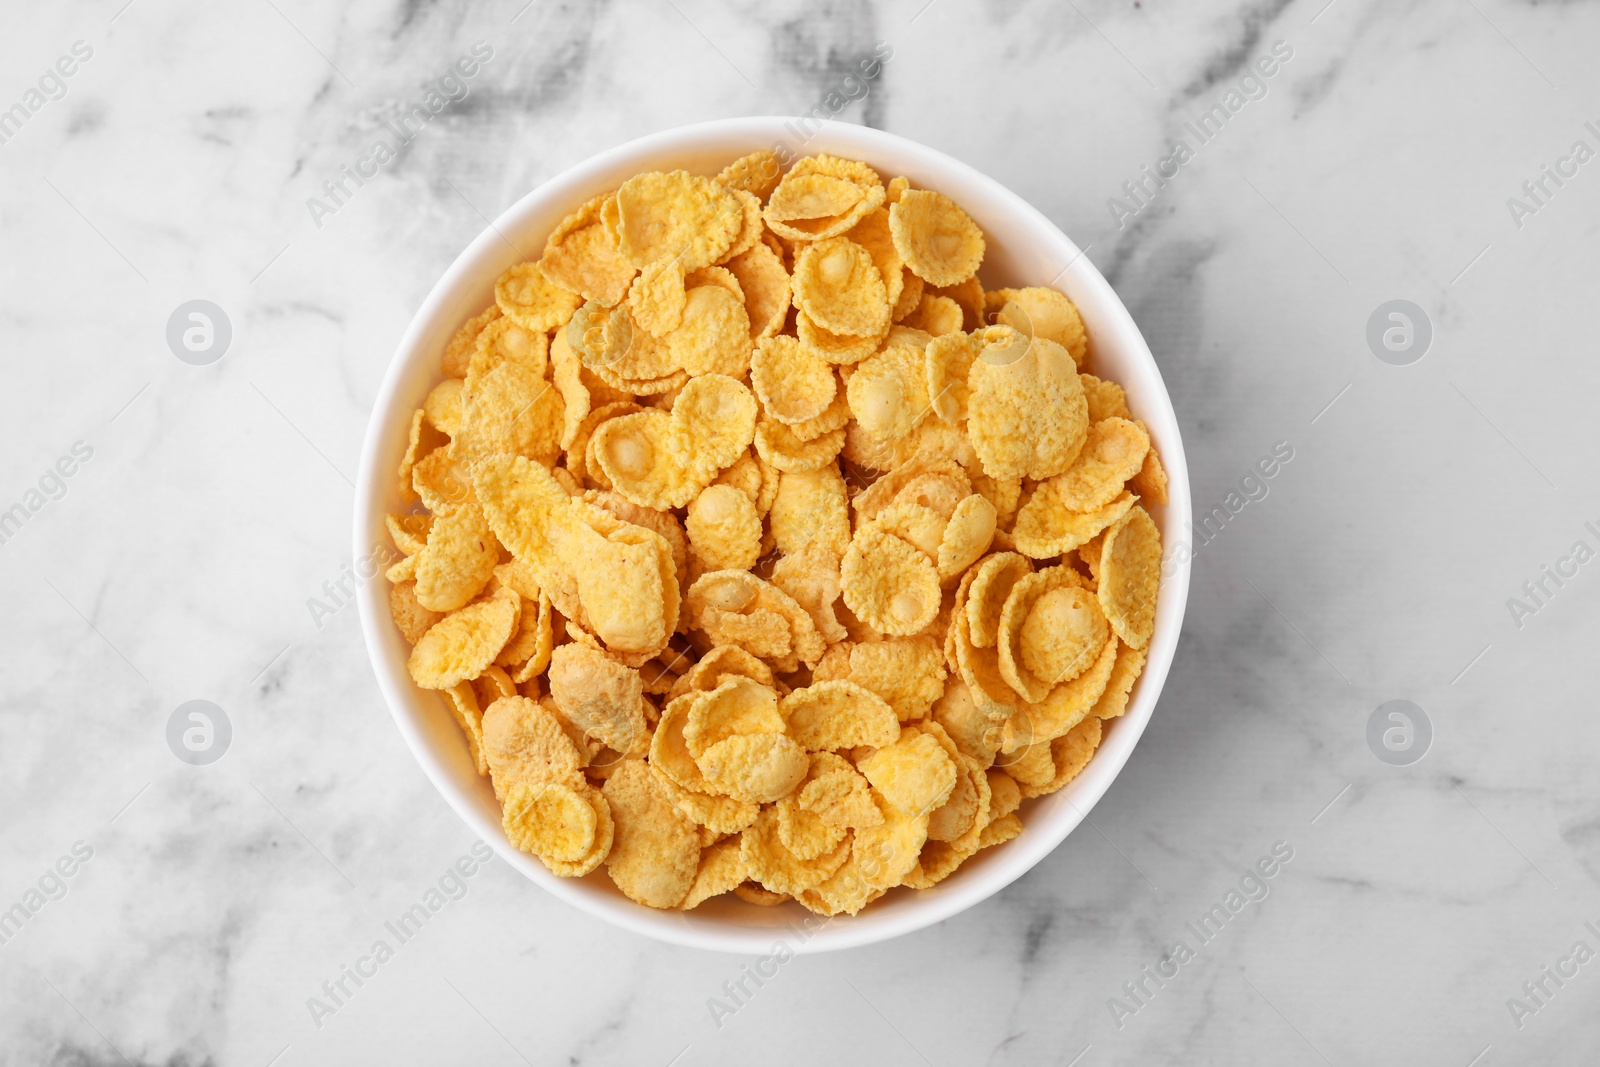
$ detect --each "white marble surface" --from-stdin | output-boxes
[3,0,1600,1063]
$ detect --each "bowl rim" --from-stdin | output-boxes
[355,116,1192,954]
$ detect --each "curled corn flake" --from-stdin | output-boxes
[769,544,849,645]
[1018,715,1102,799]
[799,760,883,833]
[398,408,448,504]
[710,451,764,507]
[1081,372,1132,422]
[1050,417,1150,512]
[548,644,648,754]
[840,525,941,637]
[892,269,924,322]
[781,680,900,751]
[1002,632,1117,753]
[476,455,674,655]
[481,694,586,801]
[443,681,488,775]
[387,512,433,556]
[777,389,851,445]
[593,410,696,509]
[987,769,1022,821]
[390,580,442,644]
[614,170,743,270]
[698,732,809,803]
[413,502,498,612]
[442,304,501,378]
[776,793,846,861]
[1013,487,1137,560]
[686,484,762,571]
[767,173,862,225]
[924,329,982,424]
[498,591,553,671]
[977,812,1023,849]
[846,207,905,310]
[934,277,985,331]
[680,837,749,910]
[931,679,1005,769]
[995,567,1097,702]
[754,416,847,473]
[769,465,850,557]
[719,188,766,263]
[908,293,964,337]
[938,494,998,582]
[627,257,687,337]
[538,193,637,307]
[998,735,1054,789]
[422,378,464,437]
[650,694,719,794]
[796,309,884,364]
[1098,505,1161,650]
[966,552,1032,649]
[740,806,851,896]
[926,749,987,845]
[1016,577,1108,687]
[385,553,418,585]
[1091,639,1147,720]
[988,286,1087,365]
[716,149,782,200]
[686,570,825,673]
[656,771,760,836]
[683,678,783,758]
[848,636,949,722]
[846,344,930,442]
[496,262,583,333]
[968,332,1087,481]
[724,241,791,341]
[793,236,891,338]
[603,760,702,908]
[849,797,930,893]
[567,399,638,483]
[854,456,969,524]
[872,502,946,562]
[587,489,689,597]
[1129,421,1169,505]
[954,596,1022,712]
[764,157,884,242]
[889,189,985,287]
[672,645,774,698]
[751,335,836,425]
[685,264,743,301]
[859,730,959,817]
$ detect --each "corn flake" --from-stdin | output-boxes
[1012,488,1136,560]
[846,343,930,442]
[1098,505,1161,649]
[751,335,836,425]
[793,236,891,338]
[615,170,744,270]
[840,525,941,637]
[889,189,984,287]
[602,760,702,908]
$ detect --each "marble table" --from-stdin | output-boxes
[3,0,1598,1063]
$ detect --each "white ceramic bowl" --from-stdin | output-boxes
[356,117,1191,954]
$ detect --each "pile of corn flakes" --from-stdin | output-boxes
[386,150,1166,916]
